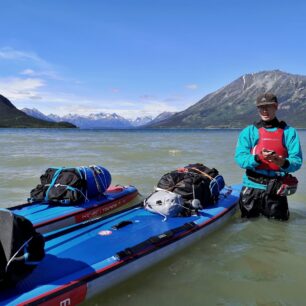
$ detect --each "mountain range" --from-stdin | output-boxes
[21,108,175,129]
[148,70,306,128]
[2,70,306,129]
[0,95,75,128]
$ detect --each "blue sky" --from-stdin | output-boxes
[0,0,306,119]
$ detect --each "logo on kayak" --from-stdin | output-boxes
[98,230,113,236]
[60,299,71,306]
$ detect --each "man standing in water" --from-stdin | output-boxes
[235,93,303,220]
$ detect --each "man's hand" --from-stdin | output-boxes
[262,148,286,167]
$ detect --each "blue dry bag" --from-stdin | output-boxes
[80,165,112,199]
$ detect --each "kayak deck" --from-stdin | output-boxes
[9,185,138,233]
[0,185,240,306]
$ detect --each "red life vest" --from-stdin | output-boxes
[251,127,288,171]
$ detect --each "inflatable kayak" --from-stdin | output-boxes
[0,185,240,306]
[9,185,138,233]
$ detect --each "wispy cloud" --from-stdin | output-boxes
[36,96,178,119]
[163,95,184,102]
[0,80,183,118]
[19,68,60,80]
[0,77,45,100]
[0,46,189,119]
[0,47,50,68]
[142,101,177,113]
[0,47,63,80]
[139,94,156,100]
[185,84,198,90]
[20,69,35,75]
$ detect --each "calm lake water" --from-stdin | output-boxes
[0,129,305,306]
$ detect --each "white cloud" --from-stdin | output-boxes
[0,73,186,119]
[20,69,35,76]
[139,94,156,100]
[0,77,45,100]
[0,47,63,80]
[0,47,189,119]
[1,83,183,119]
[117,100,177,119]
[143,101,177,113]
[185,84,198,90]
[0,47,51,68]
[19,68,61,80]
[29,96,179,119]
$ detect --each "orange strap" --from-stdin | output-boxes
[190,167,213,181]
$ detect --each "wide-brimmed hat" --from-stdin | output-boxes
[256,93,278,107]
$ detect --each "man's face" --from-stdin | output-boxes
[257,103,278,121]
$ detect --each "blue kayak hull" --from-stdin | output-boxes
[9,185,138,233]
[0,185,241,306]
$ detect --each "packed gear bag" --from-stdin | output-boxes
[80,165,112,199]
[157,171,212,209]
[0,209,45,289]
[266,174,298,196]
[157,163,225,209]
[184,163,225,202]
[30,167,85,204]
[144,189,184,220]
[30,165,111,205]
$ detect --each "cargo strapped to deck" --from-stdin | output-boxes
[116,222,197,260]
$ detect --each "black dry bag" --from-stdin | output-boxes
[0,209,45,289]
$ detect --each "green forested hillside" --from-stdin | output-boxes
[0,95,76,128]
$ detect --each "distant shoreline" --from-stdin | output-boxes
[1,127,305,131]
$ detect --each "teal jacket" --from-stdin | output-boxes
[235,120,303,190]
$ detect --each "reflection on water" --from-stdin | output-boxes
[0,129,305,306]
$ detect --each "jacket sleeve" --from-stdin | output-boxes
[282,127,303,173]
[235,126,260,170]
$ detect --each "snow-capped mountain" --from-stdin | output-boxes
[21,108,55,122]
[22,108,176,128]
[22,109,142,128]
[48,112,132,129]
[148,112,175,125]
[129,116,153,127]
